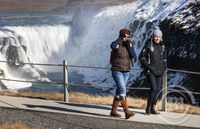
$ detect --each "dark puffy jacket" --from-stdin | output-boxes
[139,39,167,76]
[110,38,137,71]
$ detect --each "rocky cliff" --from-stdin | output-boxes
[161,0,200,92]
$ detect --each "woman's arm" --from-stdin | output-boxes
[110,38,121,49]
[139,42,150,69]
[126,43,137,61]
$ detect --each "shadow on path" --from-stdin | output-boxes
[23,104,110,118]
[58,102,146,115]
[58,102,111,110]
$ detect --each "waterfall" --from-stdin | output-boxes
[0,25,70,89]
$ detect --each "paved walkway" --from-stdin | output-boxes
[0,95,199,128]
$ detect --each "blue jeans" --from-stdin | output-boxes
[112,71,130,97]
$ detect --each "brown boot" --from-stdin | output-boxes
[121,97,135,119]
[110,97,121,117]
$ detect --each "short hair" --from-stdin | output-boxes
[119,29,131,38]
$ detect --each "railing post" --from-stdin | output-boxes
[63,60,69,102]
[161,69,167,112]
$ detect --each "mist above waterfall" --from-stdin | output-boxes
[66,0,189,88]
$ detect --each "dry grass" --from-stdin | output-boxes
[0,122,30,129]
[0,91,63,100]
[0,91,199,115]
[160,102,200,114]
[0,122,49,129]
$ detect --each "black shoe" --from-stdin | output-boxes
[151,109,160,115]
[151,106,160,115]
[145,108,151,115]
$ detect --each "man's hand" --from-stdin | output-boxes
[122,33,131,42]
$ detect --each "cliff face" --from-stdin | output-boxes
[161,1,200,71]
[160,1,200,91]
[129,1,200,97]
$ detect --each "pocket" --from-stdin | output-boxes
[148,65,162,76]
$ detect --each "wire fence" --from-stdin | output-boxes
[0,60,200,110]
[0,60,199,92]
[168,68,200,75]
[0,78,63,85]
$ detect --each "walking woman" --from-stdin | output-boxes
[110,28,137,119]
[139,26,167,115]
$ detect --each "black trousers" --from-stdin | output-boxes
[147,73,163,108]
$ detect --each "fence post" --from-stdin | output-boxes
[161,69,167,112]
[63,60,69,102]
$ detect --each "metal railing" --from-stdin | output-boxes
[0,60,200,112]
[0,60,68,101]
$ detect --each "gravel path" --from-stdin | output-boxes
[0,107,197,129]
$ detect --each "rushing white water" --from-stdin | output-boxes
[2,25,70,63]
[0,25,70,89]
[0,0,190,90]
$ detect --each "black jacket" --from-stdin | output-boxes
[139,39,167,76]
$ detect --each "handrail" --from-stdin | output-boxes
[67,64,142,71]
[0,77,150,90]
[67,64,110,70]
[0,78,63,85]
[0,59,199,91]
[0,60,200,75]
[0,77,199,95]
[168,68,200,75]
[0,60,141,70]
[0,60,63,66]
[169,89,200,95]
